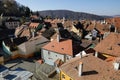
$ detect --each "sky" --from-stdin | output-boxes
[16,0,120,16]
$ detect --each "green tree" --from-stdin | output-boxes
[20,16,26,24]
[25,7,30,17]
[36,11,39,17]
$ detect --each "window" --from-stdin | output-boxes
[48,51,50,55]
[66,56,69,60]
[61,48,64,50]
[48,51,52,59]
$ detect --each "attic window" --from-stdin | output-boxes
[108,46,112,50]
[61,48,64,50]
[75,66,78,70]
[118,43,120,46]
[52,45,54,47]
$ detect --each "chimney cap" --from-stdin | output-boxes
[79,62,83,64]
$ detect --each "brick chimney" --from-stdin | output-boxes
[78,62,83,76]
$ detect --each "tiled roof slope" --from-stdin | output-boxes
[94,33,120,57]
[42,39,73,56]
[60,54,120,80]
[106,17,120,32]
[29,22,39,28]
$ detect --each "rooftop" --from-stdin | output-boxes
[106,17,120,32]
[29,22,40,28]
[94,33,120,57]
[42,39,73,56]
[60,54,120,80]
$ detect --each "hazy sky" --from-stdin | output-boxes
[16,0,120,16]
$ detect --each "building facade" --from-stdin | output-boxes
[41,39,73,66]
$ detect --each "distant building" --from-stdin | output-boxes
[41,37,73,66]
[91,28,98,40]
[5,18,20,29]
[2,35,49,59]
[2,37,27,59]
[109,24,116,32]
[18,35,49,58]
[105,17,120,33]
[71,24,81,36]
[29,22,45,37]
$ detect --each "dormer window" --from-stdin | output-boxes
[61,48,64,50]
[118,43,120,46]
[52,45,54,47]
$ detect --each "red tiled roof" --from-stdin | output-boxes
[20,28,31,37]
[60,54,120,80]
[94,33,120,57]
[29,22,39,28]
[86,22,107,33]
[30,15,39,19]
[42,39,73,56]
[106,17,120,32]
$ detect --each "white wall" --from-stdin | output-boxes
[42,49,65,65]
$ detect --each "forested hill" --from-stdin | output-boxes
[0,0,31,17]
[39,10,110,20]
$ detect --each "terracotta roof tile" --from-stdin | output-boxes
[94,33,120,57]
[29,22,39,28]
[86,22,108,33]
[42,39,73,56]
[20,28,30,38]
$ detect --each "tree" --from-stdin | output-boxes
[20,16,26,24]
[25,7,30,17]
[36,11,39,17]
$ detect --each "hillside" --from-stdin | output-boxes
[0,0,30,17]
[39,10,108,20]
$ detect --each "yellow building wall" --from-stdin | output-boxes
[102,53,115,62]
[71,25,80,34]
[60,70,73,80]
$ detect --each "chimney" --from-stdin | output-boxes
[32,31,35,38]
[31,29,35,38]
[78,62,83,76]
[95,52,98,57]
[62,17,65,24]
[94,20,96,28]
[113,62,119,70]
[113,58,120,70]
[57,33,60,42]
[79,52,82,58]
